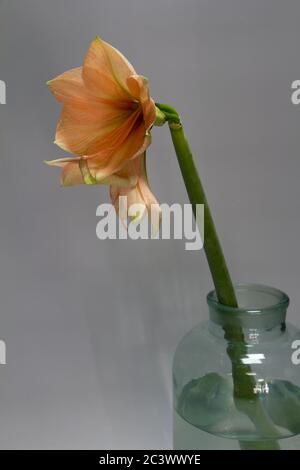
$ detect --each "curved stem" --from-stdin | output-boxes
[167,121,237,307]
[158,106,281,449]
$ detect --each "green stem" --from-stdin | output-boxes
[156,104,281,449]
[166,118,255,394]
[165,117,257,396]
[167,121,237,308]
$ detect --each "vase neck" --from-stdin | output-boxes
[207,283,289,343]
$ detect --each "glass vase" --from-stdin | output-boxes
[173,284,300,450]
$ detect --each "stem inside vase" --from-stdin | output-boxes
[158,105,281,449]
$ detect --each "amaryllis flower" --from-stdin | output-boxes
[46,36,160,229]
[47,36,156,179]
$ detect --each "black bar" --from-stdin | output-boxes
[0,449,298,466]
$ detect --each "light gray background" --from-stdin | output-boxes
[0,0,299,449]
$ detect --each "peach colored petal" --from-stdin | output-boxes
[110,153,160,234]
[48,66,139,114]
[82,36,135,101]
[142,97,156,131]
[127,75,156,130]
[47,67,93,105]
[127,75,149,103]
[90,126,151,180]
[48,67,141,158]
[46,156,137,188]
[45,156,81,167]
[54,103,137,155]
[45,158,84,186]
[138,154,161,235]
[110,186,144,221]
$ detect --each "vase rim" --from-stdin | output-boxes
[207,283,290,316]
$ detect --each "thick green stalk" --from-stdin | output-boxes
[168,121,238,308]
[157,104,281,448]
[167,120,257,398]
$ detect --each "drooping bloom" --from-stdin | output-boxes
[47,36,156,179]
[46,36,160,227]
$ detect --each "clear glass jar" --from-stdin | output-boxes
[173,284,300,450]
